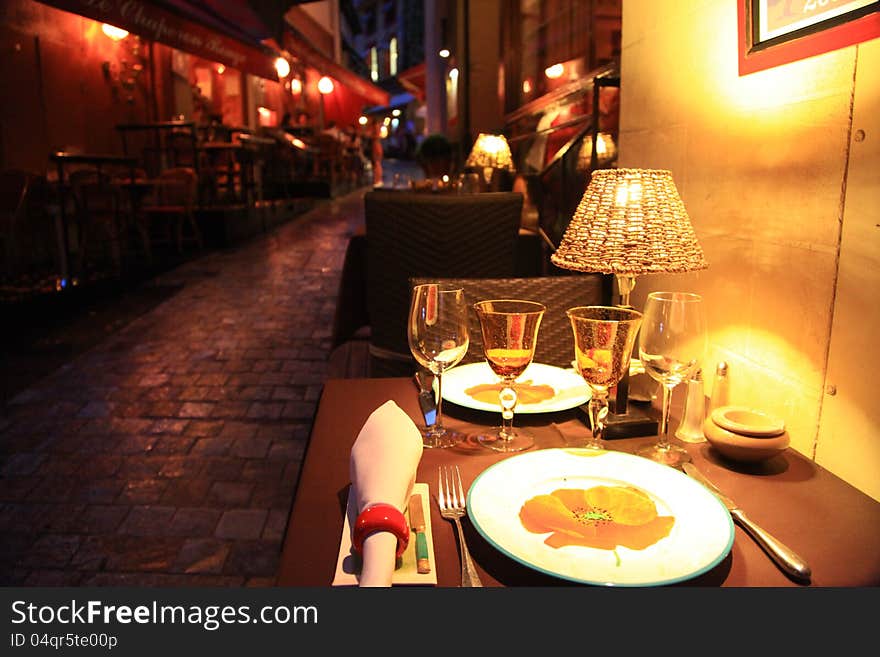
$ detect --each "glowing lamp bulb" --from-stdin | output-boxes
[102,24,129,41]
[317,76,334,94]
[544,63,564,79]
[274,57,290,78]
[358,116,368,126]
[290,77,302,94]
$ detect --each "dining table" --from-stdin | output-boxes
[277,376,880,588]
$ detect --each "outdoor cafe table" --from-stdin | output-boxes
[277,377,880,587]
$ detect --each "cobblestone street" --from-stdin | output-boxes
[0,180,382,586]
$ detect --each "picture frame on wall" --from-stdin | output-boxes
[738,0,880,75]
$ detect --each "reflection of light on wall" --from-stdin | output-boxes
[544,63,564,79]
[446,68,459,120]
[390,37,398,76]
[102,24,129,41]
[274,57,290,78]
[317,76,334,94]
[290,77,302,94]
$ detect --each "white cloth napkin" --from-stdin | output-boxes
[349,399,423,587]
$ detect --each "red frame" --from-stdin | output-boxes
[738,1,880,76]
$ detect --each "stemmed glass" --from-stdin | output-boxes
[636,291,707,467]
[407,283,470,448]
[566,306,643,450]
[472,299,546,452]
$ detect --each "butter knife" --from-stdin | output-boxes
[408,493,430,574]
[682,463,811,582]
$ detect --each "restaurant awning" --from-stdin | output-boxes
[397,62,426,103]
[282,27,389,108]
[34,0,282,80]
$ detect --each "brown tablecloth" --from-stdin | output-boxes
[278,377,880,587]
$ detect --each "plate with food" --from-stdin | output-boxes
[439,362,590,414]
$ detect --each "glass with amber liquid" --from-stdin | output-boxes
[473,299,546,452]
[567,306,643,450]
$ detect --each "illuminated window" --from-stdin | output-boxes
[370,46,378,82]
[389,37,398,76]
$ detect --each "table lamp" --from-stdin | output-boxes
[576,132,617,171]
[551,168,708,437]
[465,133,515,189]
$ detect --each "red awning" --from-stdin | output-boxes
[397,62,426,102]
[282,29,389,108]
[35,0,280,80]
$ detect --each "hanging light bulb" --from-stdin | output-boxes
[274,57,290,78]
[317,76,335,94]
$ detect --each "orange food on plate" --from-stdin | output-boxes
[465,381,555,405]
[519,485,674,551]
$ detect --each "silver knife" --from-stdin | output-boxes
[682,463,812,582]
[412,372,437,426]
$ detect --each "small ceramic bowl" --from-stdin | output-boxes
[711,405,785,437]
[703,416,790,463]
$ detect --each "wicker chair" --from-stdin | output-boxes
[364,190,524,377]
[410,275,611,369]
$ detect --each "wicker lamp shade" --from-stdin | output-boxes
[551,168,707,275]
[465,133,515,171]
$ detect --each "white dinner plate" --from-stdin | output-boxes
[467,449,734,586]
[439,362,590,414]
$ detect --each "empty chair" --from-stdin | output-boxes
[410,274,611,369]
[364,190,523,376]
[140,167,202,256]
[68,168,127,276]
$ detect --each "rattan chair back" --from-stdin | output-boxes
[365,190,523,376]
[409,274,610,369]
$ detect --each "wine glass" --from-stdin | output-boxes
[566,306,643,450]
[472,299,546,452]
[636,291,707,467]
[407,283,470,448]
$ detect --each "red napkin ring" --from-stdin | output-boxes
[352,503,410,558]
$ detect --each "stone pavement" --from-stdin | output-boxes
[0,182,381,586]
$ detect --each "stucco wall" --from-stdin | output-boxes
[618,1,879,500]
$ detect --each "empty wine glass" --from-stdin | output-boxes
[472,299,546,452]
[566,306,643,450]
[408,283,470,448]
[636,291,707,467]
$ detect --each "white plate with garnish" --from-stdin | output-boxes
[439,362,590,414]
[467,449,734,586]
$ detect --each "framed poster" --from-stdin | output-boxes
[738,0,880,75]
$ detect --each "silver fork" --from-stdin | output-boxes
[438,465,483,587]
